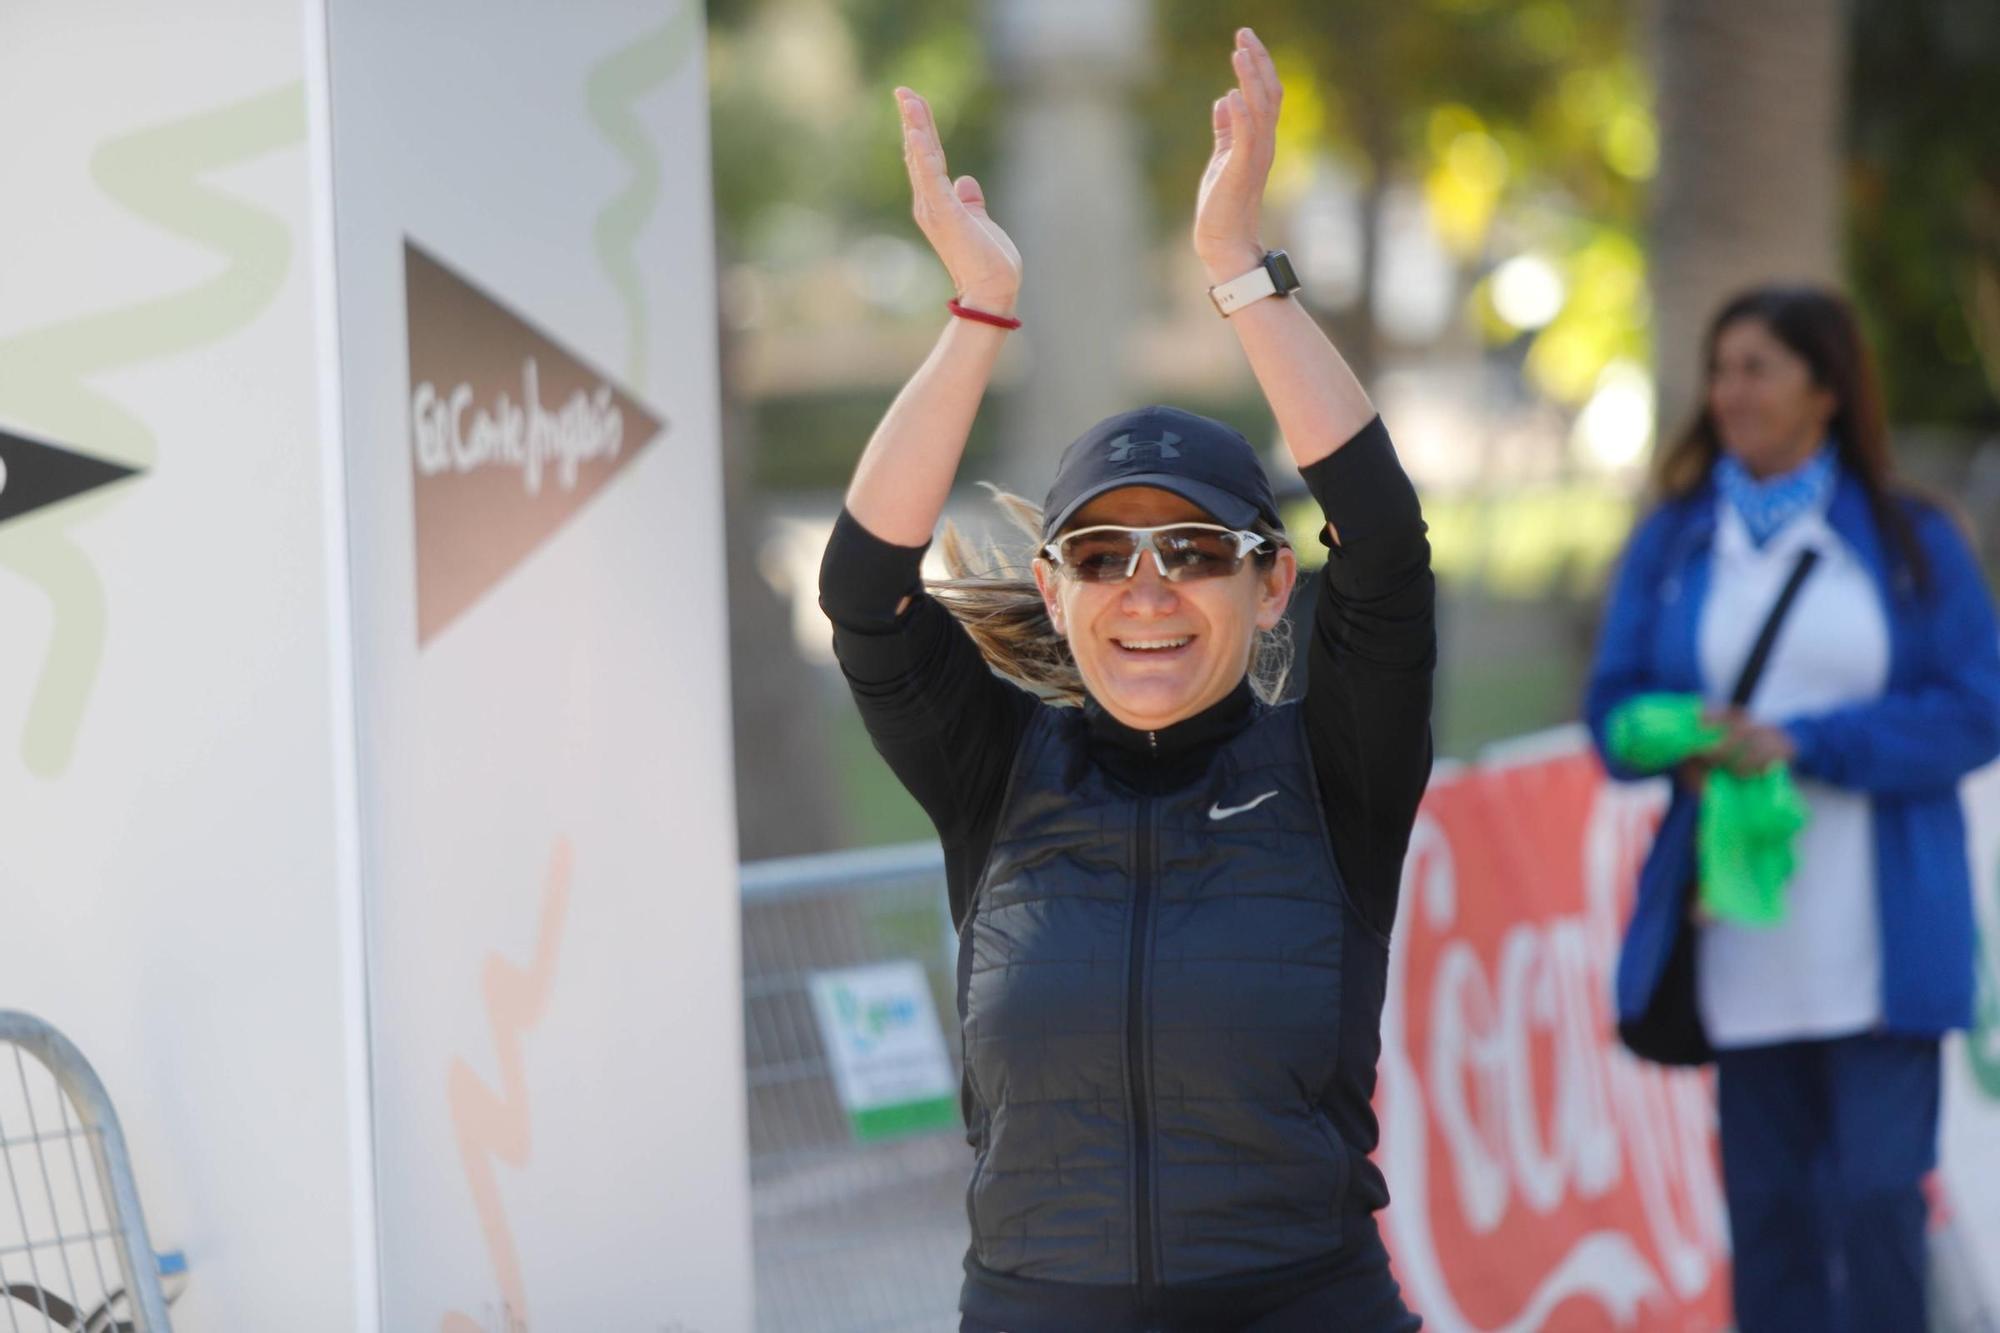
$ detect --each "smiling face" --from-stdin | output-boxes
[1707,317,1840,479]
[1031,486,1296,731]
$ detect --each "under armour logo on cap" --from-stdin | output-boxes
[1042,405,1280,541]
[1106,430,1182,463]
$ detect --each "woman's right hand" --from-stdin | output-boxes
[897,87,1021,313]
[1700,704,1798,777]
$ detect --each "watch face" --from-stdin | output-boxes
[1265,250,1300,294]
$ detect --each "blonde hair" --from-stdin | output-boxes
[927,484,1296,706]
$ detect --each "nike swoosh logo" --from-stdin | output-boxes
[1208,790,1279,821]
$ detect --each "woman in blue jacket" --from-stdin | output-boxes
[1584,285,2000,1332]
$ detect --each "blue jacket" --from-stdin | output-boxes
[1583,466,2000,1037]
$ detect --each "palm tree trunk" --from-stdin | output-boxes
[1647,0,1848,439]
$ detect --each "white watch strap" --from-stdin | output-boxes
[1209,262,1278,317]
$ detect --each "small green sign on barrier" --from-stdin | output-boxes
[809,961,960,1144]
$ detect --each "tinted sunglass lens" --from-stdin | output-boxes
[1157,527,1243,580]
[1062,532,1138,582]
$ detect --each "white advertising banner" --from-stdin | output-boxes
[0,2,372,1328]
[3,0,747,1328]
[322,1,749,1329]
[1375,728,2000,1328]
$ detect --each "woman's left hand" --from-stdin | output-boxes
[1194,27,1280,280]
[1703,705,1799,776]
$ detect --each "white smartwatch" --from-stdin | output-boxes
[1207,249,1301,317]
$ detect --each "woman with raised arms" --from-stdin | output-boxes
[819,28,1434,1332]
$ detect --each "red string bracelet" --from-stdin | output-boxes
[947,298,1022,330]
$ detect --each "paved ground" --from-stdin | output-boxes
[752,1131,969,1332]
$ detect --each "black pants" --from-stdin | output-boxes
[960,1277,1420,1333]
[1716,1034,1939,1333]
[958,1224,1420,1333]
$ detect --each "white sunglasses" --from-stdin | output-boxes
[1042,522,1273,584]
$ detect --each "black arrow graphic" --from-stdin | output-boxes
[0,425,141,528]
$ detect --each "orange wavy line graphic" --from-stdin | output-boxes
[440,836,573,1333]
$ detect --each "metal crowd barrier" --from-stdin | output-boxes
[740,842,967,1333]
[0,1011,175,1333]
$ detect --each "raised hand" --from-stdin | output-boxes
[1194,28,1281,278]
[896,87,1022,314]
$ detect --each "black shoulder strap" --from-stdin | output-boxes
[1728,547,1820,706]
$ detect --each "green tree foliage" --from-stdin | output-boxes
[708,0,998,251]
[707,0,1996,434]
[711,0,1652,405]
[1146,1,1648,401]
[1848,0,2000,427]
[1144,1,1640,216]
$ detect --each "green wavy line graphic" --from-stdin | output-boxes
[0,83,304,777]
[585,5,699,393]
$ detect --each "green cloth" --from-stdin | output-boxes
[1604,693,1724,771]
[1604,693,1810,927]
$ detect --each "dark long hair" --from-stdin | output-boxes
[1654,284,1932,594]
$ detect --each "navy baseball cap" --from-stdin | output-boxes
[1041,405,1282,541]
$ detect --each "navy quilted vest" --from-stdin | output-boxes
[956,697,1370,1291]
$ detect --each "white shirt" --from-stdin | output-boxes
[1695,499,1890,1048]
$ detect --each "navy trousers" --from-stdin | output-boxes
[957,1217,1419,1332]
[1716,1034,1940,1333]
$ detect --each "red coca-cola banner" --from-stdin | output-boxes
[1377,733,1732,1332]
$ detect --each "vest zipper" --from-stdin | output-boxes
[1127,791,1158,1311]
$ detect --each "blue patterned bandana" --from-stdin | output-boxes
[1714,442,1839,547]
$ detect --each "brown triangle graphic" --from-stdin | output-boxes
[404,240,665,646]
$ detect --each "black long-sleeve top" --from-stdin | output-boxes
[817,415,1436,943]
